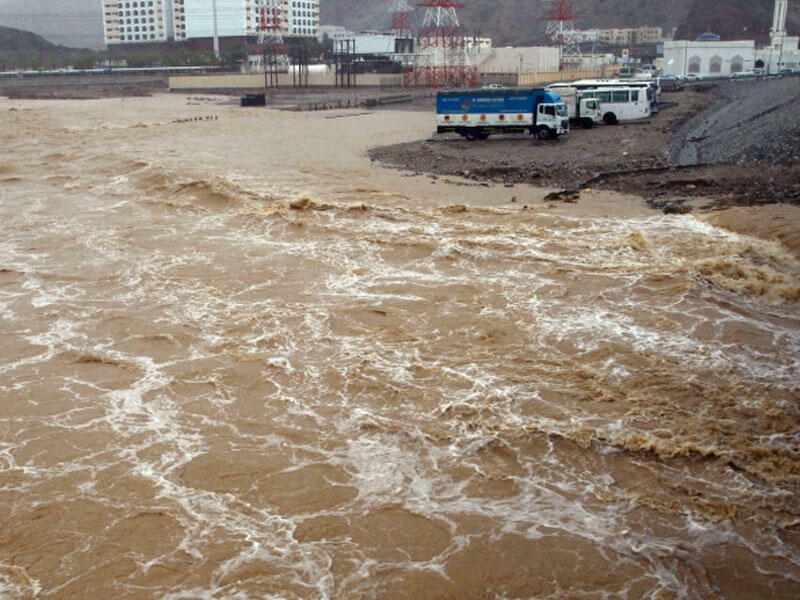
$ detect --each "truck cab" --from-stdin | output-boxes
[575,97,601,128]
[535,102,570,139]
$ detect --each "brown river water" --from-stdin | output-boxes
[1,94,798,599]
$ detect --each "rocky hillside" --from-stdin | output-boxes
[674,0,796,45]
[321,0,798,47]
[0,25,59,52]
[0,25,95,70]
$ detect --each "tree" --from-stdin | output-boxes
[221,42,247,70]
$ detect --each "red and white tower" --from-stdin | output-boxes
[257,0,289,76]
[390,0,414,39]
[413,0,477,88]
[542,0,582,66]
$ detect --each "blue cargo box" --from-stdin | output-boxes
[436,87,562,114]
[436,87,568,140]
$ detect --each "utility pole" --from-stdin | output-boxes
[212,0,220,58]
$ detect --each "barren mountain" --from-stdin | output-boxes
[321,0,798,47]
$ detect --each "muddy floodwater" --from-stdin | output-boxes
[1,94,799,599]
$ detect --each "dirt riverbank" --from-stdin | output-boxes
[367,78,800,214]
[5,74,798,227]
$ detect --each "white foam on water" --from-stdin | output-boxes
[2,97,799,598]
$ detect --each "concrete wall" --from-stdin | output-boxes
[168,73,404,90]
[516,68,614,86]
[477,68,615,88]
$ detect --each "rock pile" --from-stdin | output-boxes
[670,77,800,167]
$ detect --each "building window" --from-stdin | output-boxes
[688,55,701,73]
[730,55,743,73]
[709,56,722,73]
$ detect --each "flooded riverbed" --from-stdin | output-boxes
[1,95,798,599]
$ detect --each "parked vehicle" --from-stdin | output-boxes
[578,87,653,124]
[659,74,683,91]
[574,97,601,128]
[548,78,659,103]
[618,66,635,78]
[436,87,569,140]
[542,87,598,127]
[547,81,656,125]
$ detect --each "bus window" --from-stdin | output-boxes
[612,90,629,103]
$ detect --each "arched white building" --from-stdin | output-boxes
[662,1,799,77]
[663,39,756,78]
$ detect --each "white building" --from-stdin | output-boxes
[478,47,561,75]
[285,0,318,37]
[103,0,319,45]
[756,0,800,72]
[329,32,399,55]
[662,0,799,77]
[103,0,169,45]
[663,39,756,78]
[180,0,248,40]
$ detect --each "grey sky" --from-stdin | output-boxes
[0,0,104,49]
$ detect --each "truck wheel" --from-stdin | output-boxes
[602,112,618,125]
[536,127,551,140]
[581,118,594,129]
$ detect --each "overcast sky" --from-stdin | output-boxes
[0,0,104,49]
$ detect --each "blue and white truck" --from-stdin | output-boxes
[436,87,569,141]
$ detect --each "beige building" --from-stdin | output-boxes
[597,26,663,46]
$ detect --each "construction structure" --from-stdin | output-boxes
[542,0,583,66]
[333,38,357,88]
[409,0,477,88]
[252,0,289,86]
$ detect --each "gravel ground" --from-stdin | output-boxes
[671,77,800,166]
[367,76,800,212]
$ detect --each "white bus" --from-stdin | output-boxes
[548,78,659,95]
[547,80,657,125]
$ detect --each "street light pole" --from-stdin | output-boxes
[212,0,220,58]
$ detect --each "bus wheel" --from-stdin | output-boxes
[602,112,618,125]
[581,118,594,129]
[536,127,551,140]
[464,131,478,141]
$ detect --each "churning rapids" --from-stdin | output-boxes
[1,95,798,599]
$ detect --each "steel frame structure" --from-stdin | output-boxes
[542,0,583,65]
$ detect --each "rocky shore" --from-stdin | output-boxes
[367,77,800,212]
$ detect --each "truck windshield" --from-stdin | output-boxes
[556,105,568,117]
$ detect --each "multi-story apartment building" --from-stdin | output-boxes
[285,1,318,37]
[103,0,169,44]
[103,1,318,46]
